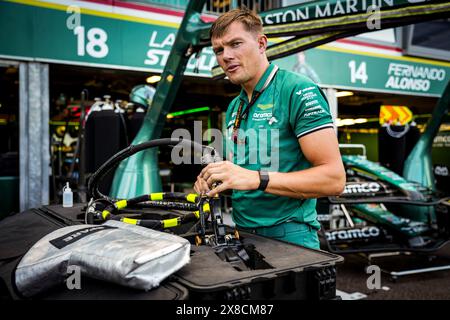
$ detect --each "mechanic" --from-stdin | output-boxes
[194,8,345,249]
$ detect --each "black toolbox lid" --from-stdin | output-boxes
[174,231,343,291]
[41,278,188,300]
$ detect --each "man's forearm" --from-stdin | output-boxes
[198,158,345,199]
[263,164,345,199]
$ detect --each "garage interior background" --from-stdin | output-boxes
[0,0,449,217]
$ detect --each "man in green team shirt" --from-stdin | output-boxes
[194,8,345,249]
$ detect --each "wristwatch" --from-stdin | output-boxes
[258,170,270,191]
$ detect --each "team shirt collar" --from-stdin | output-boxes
[238,63,277,103]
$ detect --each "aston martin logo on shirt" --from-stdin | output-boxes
[257,103,273,110]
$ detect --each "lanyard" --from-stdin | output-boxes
[231,93,261,143]
[231,65,279,143]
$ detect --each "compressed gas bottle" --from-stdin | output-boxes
[84,97,127,194]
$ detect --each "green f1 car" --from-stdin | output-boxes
[318,154,450,254]
[317,81,450,254]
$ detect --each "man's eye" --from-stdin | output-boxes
[214,49,223,55]
[232,42,241,47]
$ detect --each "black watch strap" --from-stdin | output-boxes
[258,170,270,191]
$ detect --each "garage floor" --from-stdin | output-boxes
[335,244,450,300]
[224,212,450,300]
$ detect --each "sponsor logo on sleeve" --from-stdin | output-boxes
[296,86,315,96]
[303,107,325,118]
[300,92,318,101]
[305,99,319,107]
[305,105,323,112]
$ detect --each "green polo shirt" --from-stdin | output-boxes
[224,63,334,230]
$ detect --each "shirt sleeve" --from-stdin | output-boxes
[288,81,335,138]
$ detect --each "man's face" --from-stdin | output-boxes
[212,21,266,86]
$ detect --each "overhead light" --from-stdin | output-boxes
[146,75,161,84]
[354,118,368,124]
[336,91,354,98]
[166,106,210,118]
[336,118,369,127]
[337,118,355,126]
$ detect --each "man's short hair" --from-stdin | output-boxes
[210,7,263,39]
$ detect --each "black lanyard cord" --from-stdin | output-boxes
[232,93,261,140]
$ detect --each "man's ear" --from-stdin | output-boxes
[258,34,268,53]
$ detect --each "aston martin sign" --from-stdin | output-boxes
[260,0,430,24]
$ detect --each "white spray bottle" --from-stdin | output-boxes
[63,182,73,208]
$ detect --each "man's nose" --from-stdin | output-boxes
[222,47,234,61]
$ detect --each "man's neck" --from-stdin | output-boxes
[242,61,270,101]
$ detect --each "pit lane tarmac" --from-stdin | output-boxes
[223,212,450,300]
[335,243,450,300]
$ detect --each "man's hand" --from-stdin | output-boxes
[196,161,260,197]
[193,176,210,195]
